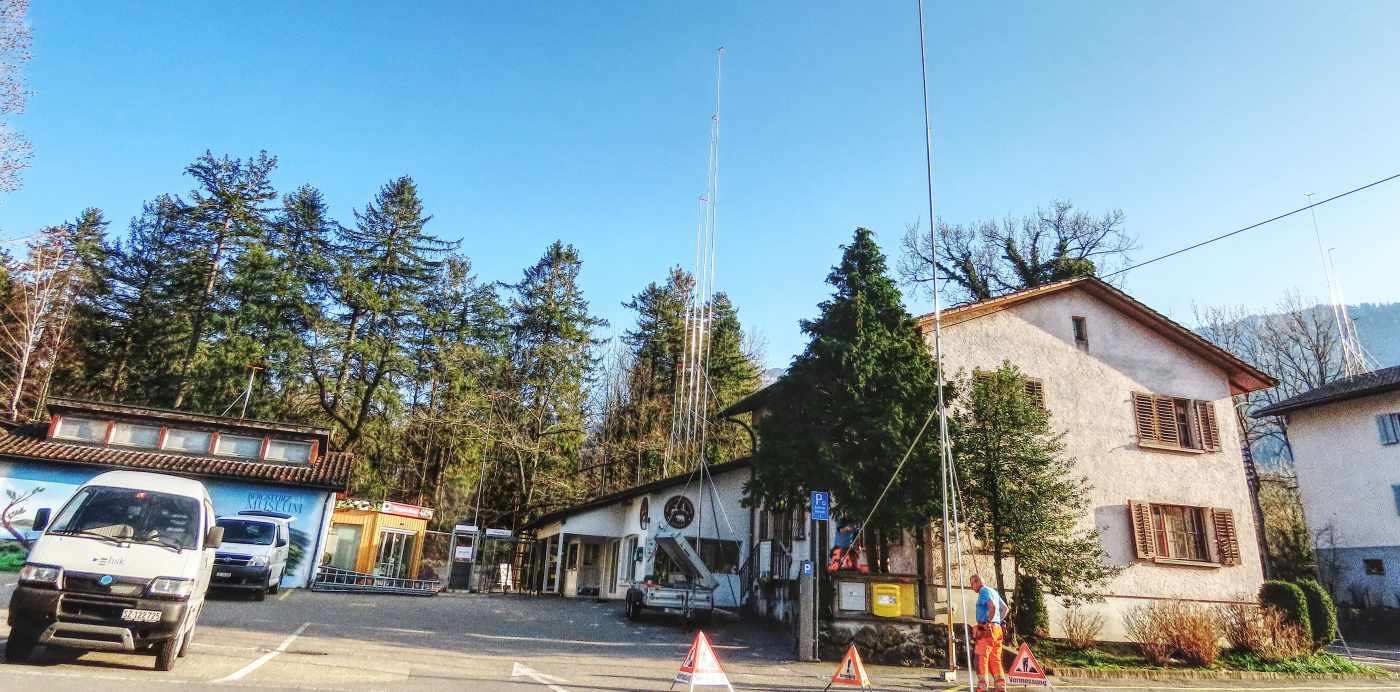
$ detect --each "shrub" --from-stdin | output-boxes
[1259,581,1310,637]
[1217,602,1310,662]
[1123,604,1174,665]
[1159,602,1222,667]
[1295,578,1338,649]
[1217,602,1254,651]
[1012,575,1049,642]
[1062,606,1105,651]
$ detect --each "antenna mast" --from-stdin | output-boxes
[1306,194,1369,376]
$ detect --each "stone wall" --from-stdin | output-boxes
[819,619,956,667]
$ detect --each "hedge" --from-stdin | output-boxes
[1295,578,1338,649]
[1260,580,1311,639]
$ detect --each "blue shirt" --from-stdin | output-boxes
[976,585,1004,624]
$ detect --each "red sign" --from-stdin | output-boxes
[1006,642,1050,686]
[379,500,433,519]
[829,644,873,689]
[673,631,732,690]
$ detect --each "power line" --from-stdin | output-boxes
[1101,171,1400,280]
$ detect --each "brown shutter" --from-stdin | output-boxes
[1133,393,1159,443]
[1128,501,1157,559]
[1154,397,1180,446]
[1026,380,1046,410]
[1212,508,1241,565]
[1196,401,1221,451]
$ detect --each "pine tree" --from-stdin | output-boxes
[954,362,1117,602]
[171,150,278,408]
[499,240,606,525]
[702,291,760,461]
[748,228,944,560]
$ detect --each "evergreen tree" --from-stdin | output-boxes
[748,228,944,564]
[703,291,760,460]
[953,362,1117,602]
[171,150,278,408]
[499,240,606,524]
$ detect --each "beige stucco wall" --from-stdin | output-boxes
[1286,391,1400,549]
[930,286,1265,638]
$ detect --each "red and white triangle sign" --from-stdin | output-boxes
[827,644,873,689]
[1007,642,1051,686]
[672,631,734,691]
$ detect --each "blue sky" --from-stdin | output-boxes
[5,2,1399,368]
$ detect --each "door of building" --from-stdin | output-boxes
[375,529,416,579]
[329,524,362,570]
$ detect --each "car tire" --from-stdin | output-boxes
[268,571,280,595]
[154,634,180,671]
[253,588,266,602]
[177,627,192,658]
[625,598,642,621]
[4,628,37,663]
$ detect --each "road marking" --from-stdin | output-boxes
[278,589,292,601]
[511,662,570,692]
[214,621,309,683]
[461,631,745,649]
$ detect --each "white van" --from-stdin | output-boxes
[212,510,291,600]
[6,470,222,671]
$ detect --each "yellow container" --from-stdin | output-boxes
[871,583,901,618]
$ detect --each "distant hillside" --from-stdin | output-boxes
[1350,302,1400,368]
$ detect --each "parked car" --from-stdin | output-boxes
[212,510,292,600]
[6,470,222,671]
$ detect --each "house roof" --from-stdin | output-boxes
[0,421,354,493]
[718,384,773,418]
[914,277,1277,395]
[1253,365,1400,417]
[47,398,332,446]
[522,457,752,531]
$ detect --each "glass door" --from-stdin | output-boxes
[329,524,362,570]
[375,529,416,579]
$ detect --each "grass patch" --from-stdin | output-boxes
[1034,639,1386,675]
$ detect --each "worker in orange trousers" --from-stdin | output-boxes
[970,574,1007,692]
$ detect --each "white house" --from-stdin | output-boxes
[1254,365,1400,605]
[919,277,1276,638]
[521,459,752,607]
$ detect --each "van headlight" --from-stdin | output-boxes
[18,563,62,587]
[147,577,195,600]
[248,556,268,568]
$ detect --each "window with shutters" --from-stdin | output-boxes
[1378,413,1400,445]
[1131,393,1221,452]
[1128,500,1240,566]
[974,371,1047,411]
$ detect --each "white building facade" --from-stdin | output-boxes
[522,460,752,607]
[1255,366,1400,604]
[922,277,1275,639]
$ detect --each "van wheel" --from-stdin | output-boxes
[253,589,266,602]
[154,635,180,671]
[625,598,642,621]
[177,628,192,658]
[268,573,280,595]
[5,628,37,663]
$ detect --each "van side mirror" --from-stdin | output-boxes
[31,508,50,533]
[204,525,224,549]
[277,537,288,548]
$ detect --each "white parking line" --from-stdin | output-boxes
[213,621,309,683]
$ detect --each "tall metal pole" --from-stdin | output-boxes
[239,366,261,419]
[915,0,958,675]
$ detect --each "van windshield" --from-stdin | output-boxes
[48,485,201,551]
[217,519,276,546]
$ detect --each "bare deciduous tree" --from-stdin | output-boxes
[0,0,31,195]
[900,200,1136,304]
[0,227,80,420]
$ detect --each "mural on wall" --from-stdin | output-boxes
[0,462,329,586]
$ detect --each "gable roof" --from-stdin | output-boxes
[1254,365,1400,417]
[522,458,752,531]
[914,277,1276,395]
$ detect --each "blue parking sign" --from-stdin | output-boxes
[801,560,813,577]
[810,491,830,521]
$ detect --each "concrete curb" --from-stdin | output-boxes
[1054,666,1398,682]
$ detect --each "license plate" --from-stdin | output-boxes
[121,608,162,623]
[215,571,232,578]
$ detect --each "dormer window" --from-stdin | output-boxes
[163,429,212,454]
[216,434,263,459]
[266,440,312,464]
[110,422,160,448]
[54,416,106,443]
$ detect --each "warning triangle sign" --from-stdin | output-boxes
[825,644,873,689]
[671,631,734,691]
[1006,642,1051,686]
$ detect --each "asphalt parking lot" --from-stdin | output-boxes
[2,574,1398,691]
